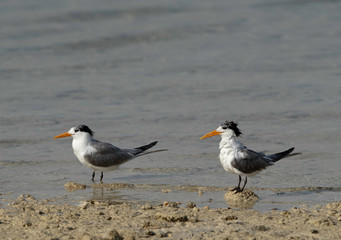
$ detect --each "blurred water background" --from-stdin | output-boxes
[1,0,340,211]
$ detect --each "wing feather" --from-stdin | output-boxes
[231,149,272,174]
[84,140,134,167]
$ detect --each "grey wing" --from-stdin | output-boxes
[121,148,142,156]
[231,149,272,174]
[84,140,134,167]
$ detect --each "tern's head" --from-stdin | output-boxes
[54,124,94,139]
[200,121,242,139]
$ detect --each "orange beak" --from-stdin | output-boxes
[53,132,72,139]
[200,130,223,139]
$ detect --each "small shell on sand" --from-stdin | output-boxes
[64,182,86,192]
[224,189,259,209]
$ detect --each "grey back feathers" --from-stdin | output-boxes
[231,147,295,174]
[84,140,133,167]
[84,140,158,168]
[231,149,272,174]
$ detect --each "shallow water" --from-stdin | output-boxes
[1,0,341,211]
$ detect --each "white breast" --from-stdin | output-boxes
[72,137,95,169]
[219,137,247,175]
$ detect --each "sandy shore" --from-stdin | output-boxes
[1,189,340,240]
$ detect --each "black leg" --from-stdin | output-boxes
[241,177,247,192]
[100,172,103,182]
[92,171,95,182]
[231,175,242,192]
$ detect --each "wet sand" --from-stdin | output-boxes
[1,189,340,239]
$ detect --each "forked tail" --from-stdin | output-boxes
[135,141,158,152]
[267,147,298,162]
[134,141,168,156]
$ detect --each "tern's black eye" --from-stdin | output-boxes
[75,124,94,136]
[221,121,242,137]
[221,122,228,129]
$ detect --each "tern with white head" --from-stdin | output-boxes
[200,121,297,192]
[54,124,161,182]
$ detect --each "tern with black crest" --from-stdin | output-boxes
[200,121,297,192]
[54,125,163,182]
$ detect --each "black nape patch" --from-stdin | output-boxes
[75,124,94,136]
[221,121,242,137]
